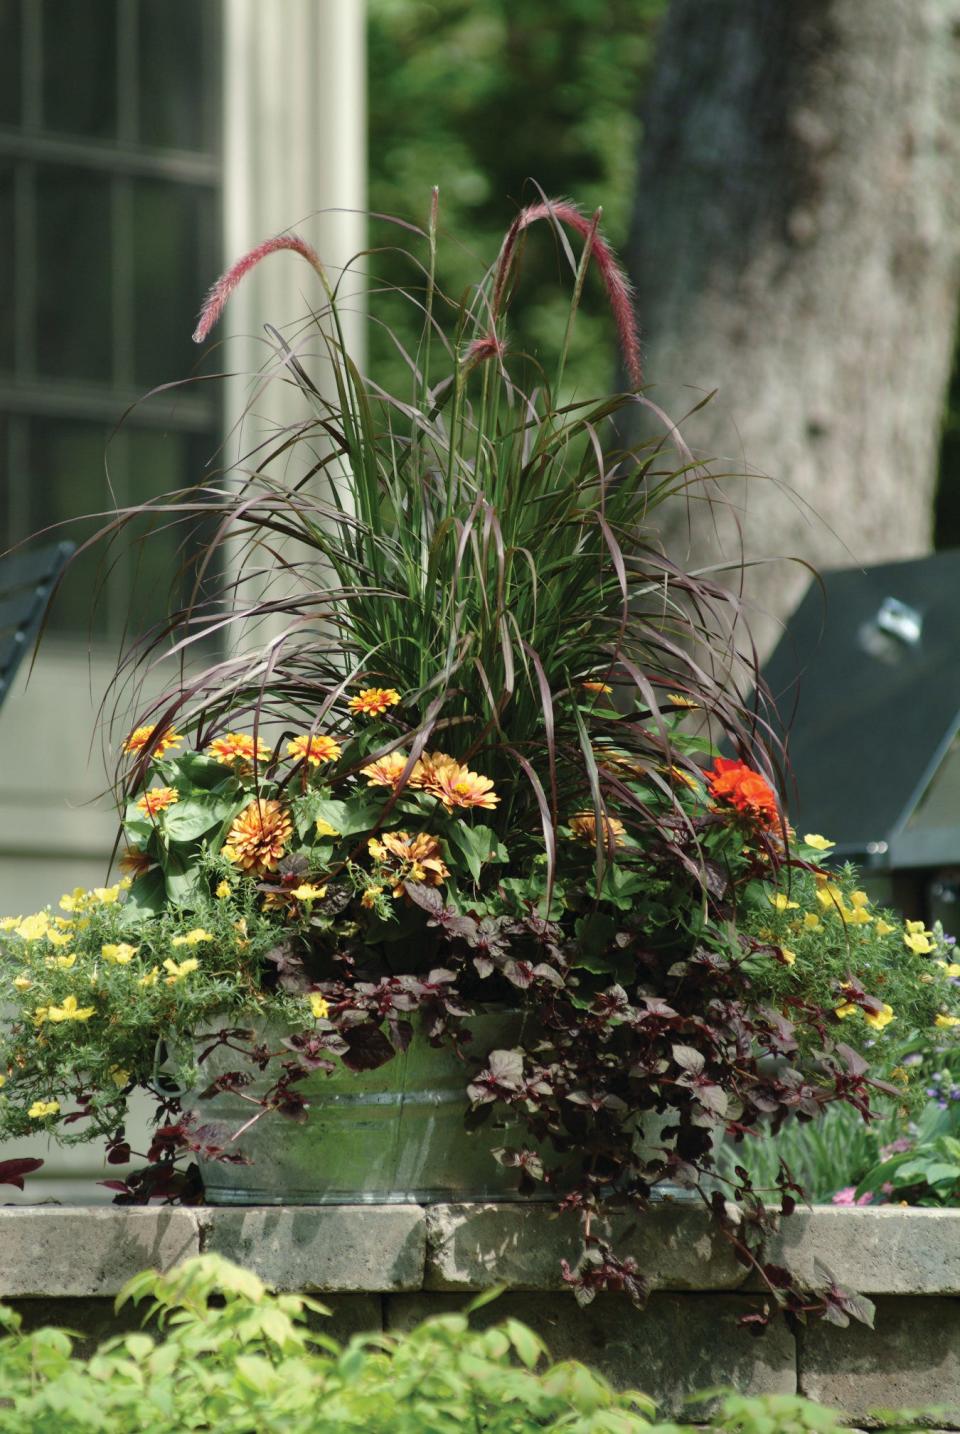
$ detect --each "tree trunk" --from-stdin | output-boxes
[625,0,960,658]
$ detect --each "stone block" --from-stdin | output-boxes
[200,1205,425,1291]
[0,1207,201,1297]
[769,1207,960,1296]
[386,1291,796,1419]
[424,1201,744,1292]
[800,1296,960,1425]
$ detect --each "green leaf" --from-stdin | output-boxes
[122,868,166,919]
[163,794,241,843]
[445,823,507,882]
[310,797,387,838]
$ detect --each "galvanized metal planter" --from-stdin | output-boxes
[191,1011,543,1206]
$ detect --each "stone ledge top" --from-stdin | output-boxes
[2,1203,959,1300]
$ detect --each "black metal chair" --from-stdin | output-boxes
[0,540,75,703]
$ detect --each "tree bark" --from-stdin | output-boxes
[625,0,960,657]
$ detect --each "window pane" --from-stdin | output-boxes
[132,178,211,387]
[0,0,21,127]
[36,166,112,381]
[138,0,215,152]
[26,417,113,637]
[41,0,117,139]
[0,161,14,372]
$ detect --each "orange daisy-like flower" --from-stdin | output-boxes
[361,750,425,791]
[123,724,182,759]
[137,787,180,818]
[570,812,627,847]
[348,687,401,718]
[368,831,449,898]
[207,732,271,770]
[706,758,779,828]
[286,733,342,767]
[425,759,500,811]
[581,680,613,695]
[222,799,293,877]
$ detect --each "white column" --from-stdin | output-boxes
[221,0,367,449]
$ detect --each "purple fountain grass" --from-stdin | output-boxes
[491,198,642,388]
[192,233,329,344]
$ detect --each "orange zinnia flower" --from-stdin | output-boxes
[570,811,626,847]
[706,758,778,827]
[348,687,401,718]
[123,724,181,759]
[119,846,153,877]
[222,799,293,876]
[286,733,342,767]
[367,831,449,897]
[207,732,271,769]
[362,750,426,791]
[425,759,499,811]
[137,787,180,817]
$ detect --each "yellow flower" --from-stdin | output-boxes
[943,963,960,978]
[286,733,342,767]
[123,724,181,758]
[207,732,271,769]
[28,1099,59,1120]
[47,994,96,1023]
[0,916,21,931]
[59,888,88,913]
[215,880,233,900]
[16,913,50,941]
[906,919,927,934]
[315,818,341,840]
[936,1014,960,1029]
[290,884,327,903]
[423,758,501,811]
[845,906,873,926]
[47,929,72,948]
[667,692,698,709]
[850,891,870,909]
[834,1001,858,1020]
[361,885,382,910]
[223,800,293,877]
[367,831,450,898]
[815,884,845,911]
[54,954,76,969]
[904,931,934,955]
[581,680,613,695]
[137,787,179,818]
[32,1007,49,1026]
[171,928,213,947]
[12,975,31,990]
[803,834,835,851]
[163,957,199,984]
[768,893,799,912]
[779,947,797,967]
[101,942,138,965]
[91,885,122,905]
[348,687,401,718]
[875,919,895,937]
[802,913,821,931]
[0,1075,4,1088]
[109,1068,130,1089]
[865,1003,895,1031]
[308,992,330,1019]
[138,967,159,987]
[569,812,627,848]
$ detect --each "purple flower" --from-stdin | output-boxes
[880,1137,912,1159]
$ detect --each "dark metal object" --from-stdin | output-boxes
[0,540,74,703]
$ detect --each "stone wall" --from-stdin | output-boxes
[2,1203,959,1423]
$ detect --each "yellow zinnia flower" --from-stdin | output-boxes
[569,812,626,848]
[286,733,342,766]
[581,680,613,695]
[667,692,698,709]
[207,732,271,769]
[123,724,181,759]
[28,1099,59,1120]
[47,994,96,1023]
[348,687,401,718]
